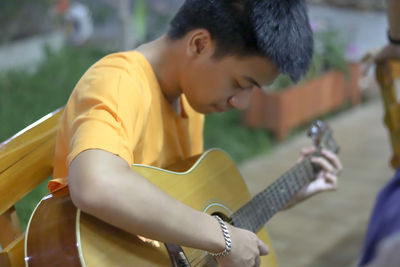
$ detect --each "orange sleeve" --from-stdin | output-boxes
[49,70,150,193]
[66,73,149,168]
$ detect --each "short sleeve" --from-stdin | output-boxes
[66,72,149,167]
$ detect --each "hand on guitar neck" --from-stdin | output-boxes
[285,146,343,208]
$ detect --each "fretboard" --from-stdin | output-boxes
[231,158,316,233]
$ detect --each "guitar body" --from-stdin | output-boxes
[25,149,277,267]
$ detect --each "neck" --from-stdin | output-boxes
[136,35,182,105]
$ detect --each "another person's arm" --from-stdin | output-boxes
[387,0,400,42]
[364,0,400,65]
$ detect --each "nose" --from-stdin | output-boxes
[228,90,252,110]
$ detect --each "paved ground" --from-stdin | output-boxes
[240,96,395,267]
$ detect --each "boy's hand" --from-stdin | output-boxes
[216,224,269,267]
[287,146,343,207]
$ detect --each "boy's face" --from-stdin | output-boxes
[180,31,279,114]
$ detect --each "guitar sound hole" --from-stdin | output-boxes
[211,212,232,225]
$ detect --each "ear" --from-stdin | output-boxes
[186,29,215,58]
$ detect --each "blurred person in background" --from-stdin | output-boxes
[359,0,400,266]
[48,1,343,266]
[55,0,93,46]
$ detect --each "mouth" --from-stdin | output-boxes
[213,104,231,113]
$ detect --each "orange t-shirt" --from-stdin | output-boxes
[49,51,204,192]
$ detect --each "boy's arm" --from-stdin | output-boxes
[68,149,268,266]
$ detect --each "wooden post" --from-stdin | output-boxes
[0,207,22,249]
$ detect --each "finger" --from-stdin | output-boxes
[321,149,343,173]
[257,239,269,255]
[297,147,316,163]
[314,172,338,192]
[311,156,335,174]
[324,172,338,188]
[300,146,316,156]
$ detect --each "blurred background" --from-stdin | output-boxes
[0,0,387,164]
[0,0,394,266]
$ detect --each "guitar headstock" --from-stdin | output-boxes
[307,120,340,154]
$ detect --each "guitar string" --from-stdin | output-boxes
[185,248,218,267]
[197,254,216,267]
[188,250,206,266]
[189,153,327,266]
[191,253,210,267]
[187,248,216,267]
[234,160,315,233]
[195,136,334,266]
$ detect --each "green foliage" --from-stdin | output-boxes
[266,74,293,92]
[268,29,349,92]
[0,44,108,229]
[204,110,274,164]
[0,0,54,44]
[309,29,349,78]
[133,0,148,43]
[0,45,108,142]
[15,178,52,230]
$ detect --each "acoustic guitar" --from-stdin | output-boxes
[24,120,339,267]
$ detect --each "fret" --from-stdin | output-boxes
[291,166,302,193]
[299,160,309,185]
[233,208,248,229]
[292,164,301,189]
[266,187,278,215]
[231,121,338,234]
[249,204,260,230]
[269,185,279,210]
[282,172,294,197]
[296,164,306,190]
[285,170,297,196]
[249,203,264,232]
[252,204,267,232]
[276,178,290,206]
[287,171,298,199]
[231,155,321,233]
[304,159,315,179]
[255,191,273,226]
[283,166,299,195]
[297,163,309,186]
[262,190,274,221]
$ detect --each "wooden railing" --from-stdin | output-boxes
[0,108,63,267]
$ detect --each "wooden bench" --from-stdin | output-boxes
[376,60,400,169]
[0,108,63,267]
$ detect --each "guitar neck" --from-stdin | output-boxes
[231,158,315,233]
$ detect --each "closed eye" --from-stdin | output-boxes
[234,80,253,90]
[234,80,244,90]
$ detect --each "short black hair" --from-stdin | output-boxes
[168,0,313,82]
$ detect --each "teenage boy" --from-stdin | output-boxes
[49,0,343,266]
